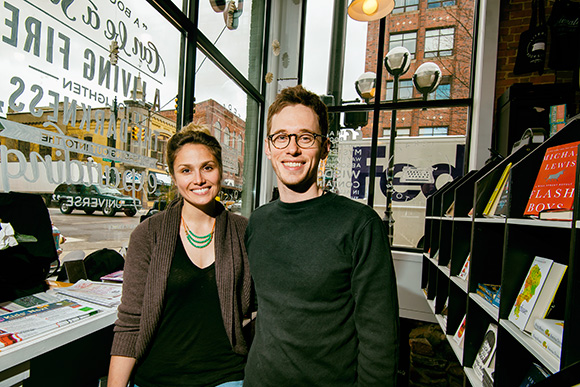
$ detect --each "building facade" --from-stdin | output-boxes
[361,0,474,138]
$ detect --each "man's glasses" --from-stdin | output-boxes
[267,132,326,149]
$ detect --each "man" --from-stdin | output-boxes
[244,85,399,386]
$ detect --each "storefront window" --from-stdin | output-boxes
[306,0,475,250]
[198,0,254,84]
[194,51,247,207]
[0,0,180,253]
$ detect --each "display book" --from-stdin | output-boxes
[508,256,567,334]
[472,323,498,385]
[476,283,501,308]
[483,162,512,217]
[524,140,580,221]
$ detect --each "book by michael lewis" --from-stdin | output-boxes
[524,141,580,217]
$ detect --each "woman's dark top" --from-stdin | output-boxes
[134,239,245,387]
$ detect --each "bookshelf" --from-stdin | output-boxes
[421,120,580,386]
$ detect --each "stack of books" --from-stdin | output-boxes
[476,283,501,308]
[531,318,563,361]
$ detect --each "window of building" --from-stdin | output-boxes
[393,0,419,14]
[427,0,457,8]
[237,134,243,153]
[428,82,451,100]
[229,129,236,148]
[223,129,230,148]
[214,122,222,143]
[382,127,411,137]
[386,80,415,101]
[419,127,449,136]
[397,128,411,137]
[425,28,455,57]
[389,31,417,59]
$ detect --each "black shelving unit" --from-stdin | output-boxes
[419,121,580,386]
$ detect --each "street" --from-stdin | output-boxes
[49,207,144,259]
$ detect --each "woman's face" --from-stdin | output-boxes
[172,143,221,210]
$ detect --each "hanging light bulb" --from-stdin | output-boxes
[362,0,379,15]
[348,0,395,21]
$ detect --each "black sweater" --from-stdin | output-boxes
[244,193,399,386]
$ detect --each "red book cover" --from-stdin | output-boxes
[524,141,580,216]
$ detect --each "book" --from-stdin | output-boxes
[492,287,501,307]
[484,163,512,217]
[531,328,561,360]
[100,270,124,283]
[549,104,567,137]
[524,141,580,217]
[445,201,455,217]
[452,314,467,349]
[473,323,498,380]
[482,352,495,387]
[476,283,501,306]
[493,175,510,217]
[55,280,123,307]
[518,362,551,387]
[458,254,470,280]
[508,256,567,333]
[533,318,564,347]
[538,208,573,221]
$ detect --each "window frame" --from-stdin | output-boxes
[388,31,418,60]
[424,27,456,58]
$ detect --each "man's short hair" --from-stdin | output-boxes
[267,85,329,137]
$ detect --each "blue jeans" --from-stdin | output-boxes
[133,382,243,387]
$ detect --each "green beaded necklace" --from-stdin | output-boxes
[181,216,216,249]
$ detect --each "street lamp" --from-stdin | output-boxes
[383,46,411,243]
[413,62,442,100]
[355,72,376,103]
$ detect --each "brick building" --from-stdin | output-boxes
[192,99,246,196]
[361,0,475,138]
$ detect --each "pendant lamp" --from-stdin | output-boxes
[348,0,395,21]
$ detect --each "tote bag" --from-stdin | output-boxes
[548,0,580,70]
[514,0,547,75]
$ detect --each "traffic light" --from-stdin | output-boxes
[174,96,179,114]
[132,126,139,141]
[109,41,119,65]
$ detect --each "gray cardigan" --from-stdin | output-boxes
[111,198,253,359]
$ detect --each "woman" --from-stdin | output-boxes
[108,125,253,387]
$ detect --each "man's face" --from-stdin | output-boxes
[265,104,329,195]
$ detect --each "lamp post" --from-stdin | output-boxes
[383,46,411,243]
